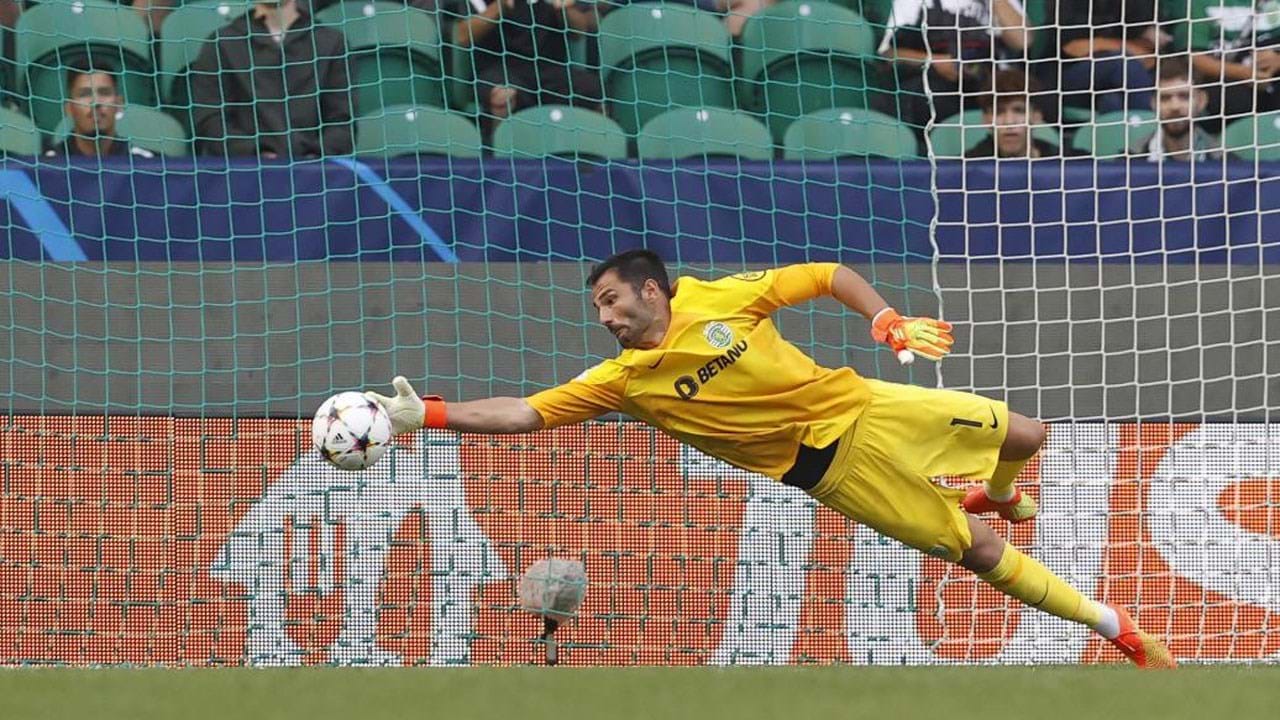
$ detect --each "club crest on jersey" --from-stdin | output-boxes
[674,339,749,400]
[703,322,734,349]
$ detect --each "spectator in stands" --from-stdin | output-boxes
[0,0,17,30]
[1057,0,1167,115]
[966,69,1058,158]
[723,0,772,38]
[877,0,1028,131]
[452,0,603,135]
[596,1,737,36]
[1182,0,1280,122]
[1142,55,1222,162]
[190,0,354,159]
[44,61,154,160]
[314,0,440,10]
[134,0,176,32]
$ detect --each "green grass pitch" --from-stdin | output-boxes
[0,666,1275,720]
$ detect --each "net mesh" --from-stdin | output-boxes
[1,0,1279,665]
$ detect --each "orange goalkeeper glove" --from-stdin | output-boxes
[870,308,954,362]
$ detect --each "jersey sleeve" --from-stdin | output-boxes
[740,263,840,316]
[524,361,628,429]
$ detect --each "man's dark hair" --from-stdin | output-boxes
[1157,54,1195,84]
[978,70,1043,114]
[64,57,119,95]
[586,249,672,297]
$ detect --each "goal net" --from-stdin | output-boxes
[0,0,1277,665]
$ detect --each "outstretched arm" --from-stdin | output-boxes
[829,264,952,362]
[753,263,953,362]
[830,264,891,320]
[444,397,544,433]
[366,377,544,435]
[367,367,622,437]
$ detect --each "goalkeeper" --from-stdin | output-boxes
[367,249,1175,669]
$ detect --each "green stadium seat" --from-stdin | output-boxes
[1223,111,1280,161]
[50,105,190,157]
[822,0,897,91]
[739,2,877,84]
[783,108,918,160]
[17,1,157,135]
[157,0,250,117]
[929,109,1063,157]
[598,4,736,137]
[636,107,774,160]
[447,42,478,114]
[315,1,447,115]
[491,105,628,160]
[0,22,11,94]
[738,1,878,142]
[830,0,892,26]
[0,106,41,156]
[929,109,986,157]
[1024,0,1055,60]
[1072,110,1158,157]
[1061,106,1095,124]
[355,105,482,157]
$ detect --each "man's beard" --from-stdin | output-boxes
[79,121,106,138]
[1162,119,1191,139]
[613,309,653,349]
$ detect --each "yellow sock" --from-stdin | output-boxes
[979,543,1103,628]
[984,458,1028,500]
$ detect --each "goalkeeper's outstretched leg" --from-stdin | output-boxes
[960,514,1177,669]
[801,380,1176,669]
[962,411,1044,523]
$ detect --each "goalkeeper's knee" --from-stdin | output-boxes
[999,412,1047,461]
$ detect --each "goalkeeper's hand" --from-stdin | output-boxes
[364,376,428,435]
[871,308,954,361]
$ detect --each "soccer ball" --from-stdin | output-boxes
[311,391,393,471]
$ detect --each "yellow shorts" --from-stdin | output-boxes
[807,378,1009,563]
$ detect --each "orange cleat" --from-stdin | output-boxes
[1108,605,1177,669]
[962,485,1038,523]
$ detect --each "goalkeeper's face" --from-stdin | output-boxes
[590,270,667,350]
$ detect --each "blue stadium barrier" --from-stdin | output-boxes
[1,159,1277,263]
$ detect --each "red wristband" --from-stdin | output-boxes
[423,395,448,429]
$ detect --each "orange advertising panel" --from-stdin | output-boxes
[1,416,1277,665]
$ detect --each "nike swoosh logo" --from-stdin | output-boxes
[989,407,999,430]
[647,354,666,370]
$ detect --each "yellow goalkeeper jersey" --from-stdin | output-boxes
[525,263,871,480]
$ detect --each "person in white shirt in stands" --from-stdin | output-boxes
[1144,55,1223,163]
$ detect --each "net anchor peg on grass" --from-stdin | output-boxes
[541,617,561,667]
[519,558,587,666]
